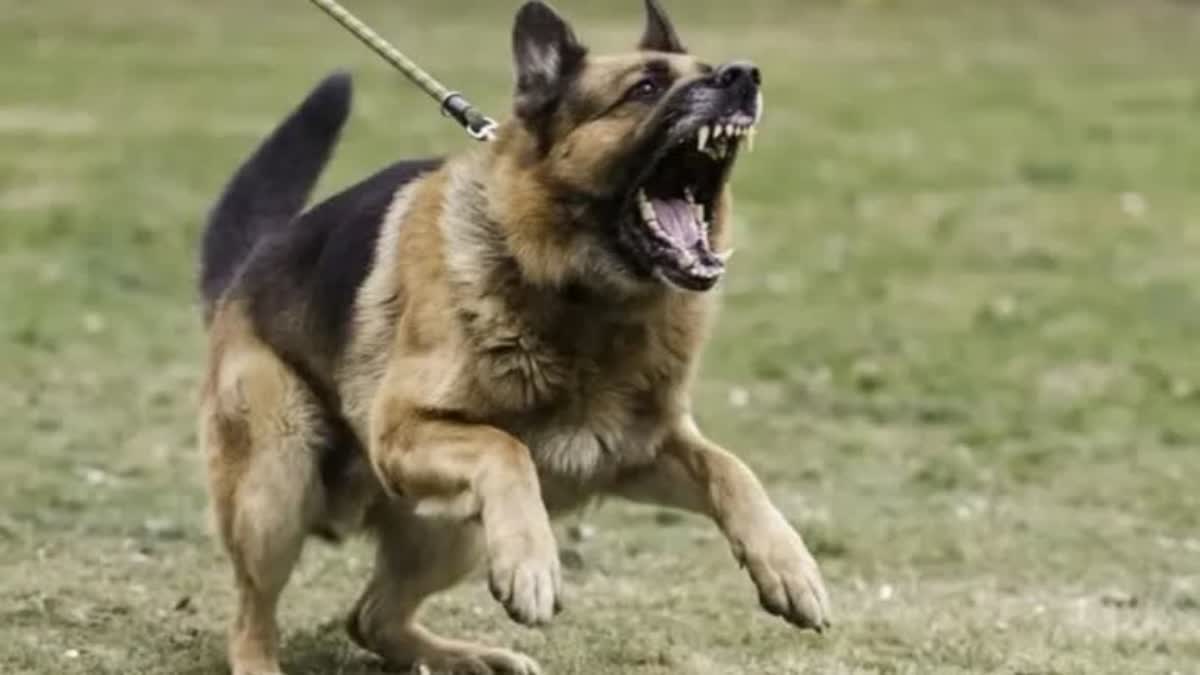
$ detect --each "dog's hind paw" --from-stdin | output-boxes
[411,646,542,675]
[479,648,542,675]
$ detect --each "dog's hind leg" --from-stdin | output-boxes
[204,314,325,675]
[348,510,542,675]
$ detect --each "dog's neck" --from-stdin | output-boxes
[428,145,717,416]
[440,149,664,313]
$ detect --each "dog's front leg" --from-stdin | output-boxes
[370,403,561,627]
[613,417,831,631]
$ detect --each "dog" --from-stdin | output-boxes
[199,1,830,673]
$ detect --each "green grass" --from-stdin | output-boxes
[3,1,1200,673]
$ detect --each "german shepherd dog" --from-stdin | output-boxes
[199,1,830,673]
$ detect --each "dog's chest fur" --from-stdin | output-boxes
[460,287,688,503]
[344,159,711,508]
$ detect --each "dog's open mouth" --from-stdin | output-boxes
[625,116,755,292]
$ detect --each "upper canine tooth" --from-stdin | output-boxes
[697,126,710,151]
[637,190,655,221]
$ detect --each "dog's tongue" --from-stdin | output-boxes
[650,197,703,248]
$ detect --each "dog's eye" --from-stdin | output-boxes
[626,78,662,102]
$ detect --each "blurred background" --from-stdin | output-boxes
[2,1,1199,673]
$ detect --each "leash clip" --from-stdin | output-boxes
[441,92,498,143]
[467,118,499,143]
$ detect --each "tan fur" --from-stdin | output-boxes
[202,305,325,675]
[203,22,828,675]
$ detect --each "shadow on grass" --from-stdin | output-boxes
[156,622,396,675]
[282,626,400,675]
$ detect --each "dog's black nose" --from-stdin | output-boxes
[716,62,761,89]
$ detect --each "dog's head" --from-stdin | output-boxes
[494,0,761,294]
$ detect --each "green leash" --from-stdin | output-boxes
[306,0,498,142]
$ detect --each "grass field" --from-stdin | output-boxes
[3,1,1200,673]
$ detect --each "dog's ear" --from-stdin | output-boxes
[639,0,686,53]
[512,1,587,121]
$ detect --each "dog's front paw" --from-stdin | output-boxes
[486,517,562,627]
[735,519,831,632]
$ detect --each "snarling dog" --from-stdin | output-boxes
[199,1,830,673]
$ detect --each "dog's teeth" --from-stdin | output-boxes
[726,124,735,138]
[713,125,724,139]
[684,188,695,204]
[639,194,667,235]
[697,126,710,151]
[637,189,656,223]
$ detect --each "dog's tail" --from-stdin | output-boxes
[199,72,352,316]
